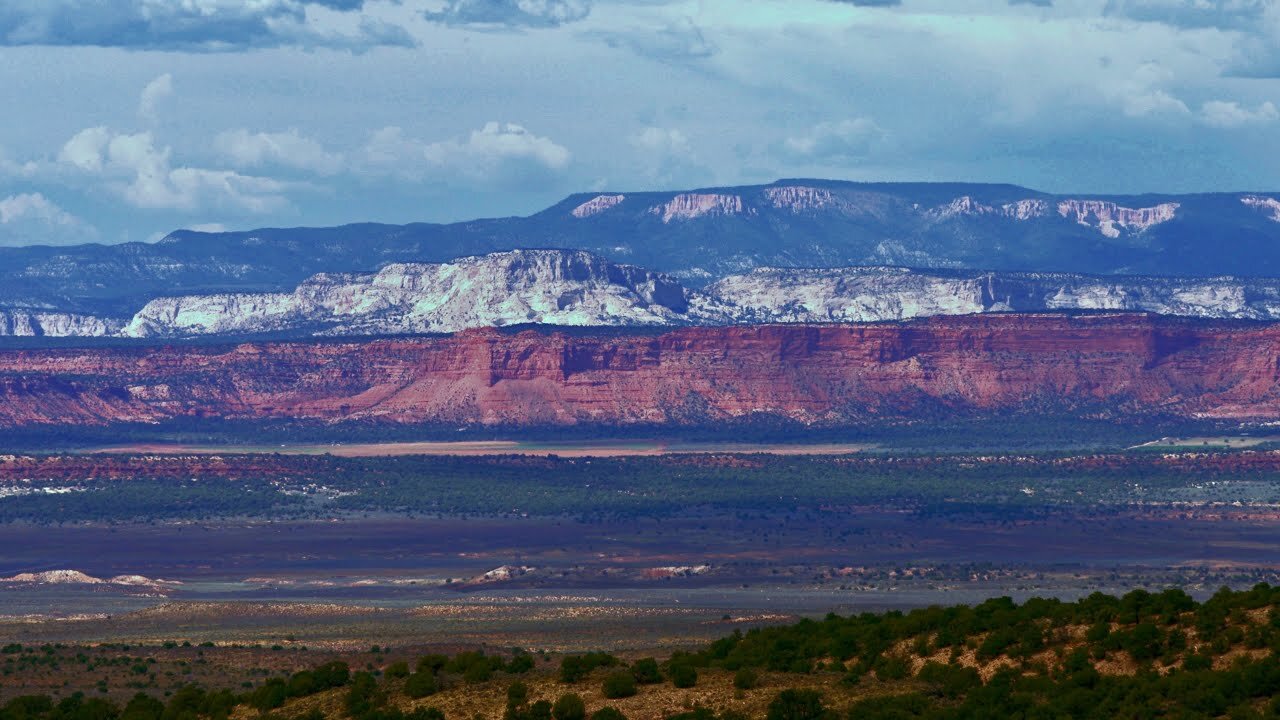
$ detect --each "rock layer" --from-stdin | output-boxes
[2,315,1279,429]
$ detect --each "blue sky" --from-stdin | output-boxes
[0,0,1277,246]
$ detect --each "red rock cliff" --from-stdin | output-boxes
[1,314,1279,428]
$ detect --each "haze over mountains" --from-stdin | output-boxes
[5,180,1280,338]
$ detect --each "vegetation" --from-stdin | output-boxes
[6,587,1280,719]
[6,446,1280,524]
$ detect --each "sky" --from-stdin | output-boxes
[0,0,1278,246]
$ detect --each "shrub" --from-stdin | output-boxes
[507,681,529,709]
[631,658,662,685]
[417,655,448,674]
[669,663,697,689]
[590,709,626,720]
[508,655,535,675]
[733,668,759,690]
[384,662,410,680]
[552,694,586,720]
[766,689,826,720]
[464,663,492,684]
[602,672,637,699]
[404,672,437,699]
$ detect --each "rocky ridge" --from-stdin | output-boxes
[43,251,1280,339]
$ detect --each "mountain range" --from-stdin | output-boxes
[5,180,1280,328]
[12,249,1280,339]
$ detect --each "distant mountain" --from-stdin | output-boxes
[3,180,1280,320]
[18,249,1280,339]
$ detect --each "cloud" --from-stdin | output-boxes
[138,74,173,124]
[0,0,414,51]
[215,129,344,176]
[0,193,95,247]
[362,122,571,187]
[1199,99,1279,127]
[782,118,885,164]
[1111,62,1191,118]
[424,0,591,28]
[1009,0,1053,6]
[628,127,712,186]
[1102,0,1267,31]
[58,128,292,213]
[825,0,902,6]
[597,16,717,62]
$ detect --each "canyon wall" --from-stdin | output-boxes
[2,315,1279,429]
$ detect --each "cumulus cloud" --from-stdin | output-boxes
[424,0,591,28]
[58,128,292,213]
[1110,62,1191,118]
[0,193,95,247]
[215,129,344,176]
[0,0,414,51]
[1199,99,1280,127]
[138,74,173,124]
[782,118,885,164]
[362,122,571,187]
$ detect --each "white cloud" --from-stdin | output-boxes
[1111,62,1191,118]
[215,129,344,175]
[362,122,571,186]
[0,193,95,246]
[627,126,712,186]
[58,127,112,172]
[58,128,292,213]
[1200,100,1280,128]
[138,73,173,123]
[783,118,885,163]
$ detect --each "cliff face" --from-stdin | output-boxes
[82,252,1280,339]
[2,315,1279,429]
[123,250,726,338]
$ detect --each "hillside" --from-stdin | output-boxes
[2,587,1279,719]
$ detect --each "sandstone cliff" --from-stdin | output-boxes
[2,315,1279,429]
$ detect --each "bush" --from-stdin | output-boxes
[464,663,492,684]
[669,663,698,689]
[733,668,759,690]
[417,655,448,674]
[766,689,826,720]
[248,679,288,711]
[631,658,662,685]
[384,662,410,680]
[552,694,586,720]
[404,672,437,699]
[507,681,530,709]
[590,709,626,720]
[602,672,637,699]
[508,655,535,675]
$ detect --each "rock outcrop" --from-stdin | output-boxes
[649,193,749,222]
[707,267,1280,323]
[1056,200,1179,238]
[3,315,1280,429]
[0,310,125,337]
[1243,195,1280,223]
[91,253,1280,339]
[124,250,729,338]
